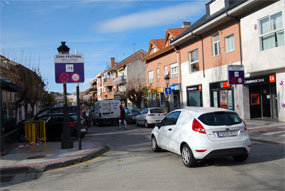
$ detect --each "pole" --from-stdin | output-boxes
[61,83,74,149]
[77,83,81,150]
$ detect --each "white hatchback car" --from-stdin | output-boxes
[136,107,167,128]
[151,107,251,167]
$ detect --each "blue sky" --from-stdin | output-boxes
[0,0,206,93]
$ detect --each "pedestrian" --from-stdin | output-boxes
[119,104,127,130]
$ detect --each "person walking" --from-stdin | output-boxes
[119,104,127,130]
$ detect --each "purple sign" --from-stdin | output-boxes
[228,65,244,85]
[54,55,84,83]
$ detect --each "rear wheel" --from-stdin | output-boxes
[144,120,149,128]
[233,154,248,162]
[181,144,196,167]
[151,136,160,152]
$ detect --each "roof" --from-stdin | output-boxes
[166,28,187,39]
[150,39,166,50]
[172,0,247,44]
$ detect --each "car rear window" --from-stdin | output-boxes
[150,109,164,113]
[198,112,242,126]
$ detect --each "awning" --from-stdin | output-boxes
[0,78,22,92]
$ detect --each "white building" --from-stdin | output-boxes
[240,0,285,121]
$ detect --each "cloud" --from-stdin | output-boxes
[97,1,204,32]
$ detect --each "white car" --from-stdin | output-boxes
[151,107,251,167]
[136,107,167,128]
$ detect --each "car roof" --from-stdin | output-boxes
[179,107,232,115]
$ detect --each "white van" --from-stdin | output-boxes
[93,100,120,125]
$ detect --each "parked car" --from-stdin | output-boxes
[125,108,141,124]
[136,107,167,128]
[17,112,87,142]
[151,107,251,167]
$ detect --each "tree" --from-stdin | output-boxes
[125,77,148,109]
[16,64,45,118]
[41,91,57,108]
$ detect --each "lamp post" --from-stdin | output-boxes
[164,74,170,113]
[57,42,74,149]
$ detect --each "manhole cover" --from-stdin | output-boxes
[26,155,46,160]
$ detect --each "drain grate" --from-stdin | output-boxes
[26,155,47,160]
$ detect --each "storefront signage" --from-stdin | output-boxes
[170,83,180,90]
[151,89,157,94]
[157,88,163,93]
[187,85,202,91]
[228,65,244,85]
[245,74,275,85]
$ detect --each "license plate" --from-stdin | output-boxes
[217,131,237,137]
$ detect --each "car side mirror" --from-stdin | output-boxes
[156,123,161,129]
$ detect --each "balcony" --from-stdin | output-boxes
[103,78,114,87]
[114,76,126,85]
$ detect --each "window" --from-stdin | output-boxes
[189,49,199,73]
[171,63,178,78]
[164,66,168,76]
[198,112,242,126]
[152,47,156,53]
[225,34,235,53]
[148,71,154,83]
[156,68,160,82]
[212,33,220,56]
[161,111,181,126]
[259,12,284,51]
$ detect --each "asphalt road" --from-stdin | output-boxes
[1,125,285,191]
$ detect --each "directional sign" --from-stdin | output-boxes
[55,54,84,83]
[165,87,171,95]
[228,65,244,85]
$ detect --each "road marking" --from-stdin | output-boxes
[46,152,109,173]
[261,131,285,136]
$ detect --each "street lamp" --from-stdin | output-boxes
[164,74,170,113]
[57,42,74,149]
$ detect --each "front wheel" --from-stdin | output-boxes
[151,136,160,152]
[181,144,197,167]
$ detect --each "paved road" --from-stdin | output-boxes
[1,125,285,190]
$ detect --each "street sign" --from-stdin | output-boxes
[55,54,84,83]
[228,65,244,85]
[165,87,171,95]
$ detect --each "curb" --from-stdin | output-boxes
[250,138,285,146]
[0,145,110,175]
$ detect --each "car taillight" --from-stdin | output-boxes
[163,113,167,116]
[243,120,247,131]
[148,114,155,116]
[70,121,75,127]
[192,118,206,134]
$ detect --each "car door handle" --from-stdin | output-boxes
[168,128,172,131]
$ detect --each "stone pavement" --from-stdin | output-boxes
[0,140,109,175]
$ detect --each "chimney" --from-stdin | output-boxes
[110,57,115,67]
[182,21,191,28]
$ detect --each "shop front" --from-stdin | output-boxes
[210,81,234,110]
[186,85,203,107]
[245,74,278,119]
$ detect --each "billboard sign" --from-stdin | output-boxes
[55,54,84,83]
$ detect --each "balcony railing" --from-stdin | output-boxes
[114,76,126,85]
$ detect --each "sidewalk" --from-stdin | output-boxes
[245,119,285,145]
[0,140,109,175]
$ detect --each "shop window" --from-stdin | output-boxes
[220,90,228,108]
[251,93,260,105]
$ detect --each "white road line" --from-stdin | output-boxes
[262,131,285,136]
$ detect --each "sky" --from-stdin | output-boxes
[0,0,206,93]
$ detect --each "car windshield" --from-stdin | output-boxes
[150,109,164,113]
[198,112,242,126]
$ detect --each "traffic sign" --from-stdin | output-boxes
[55,54,84,83]
[228,65,244,85]
[165,87,171,95]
